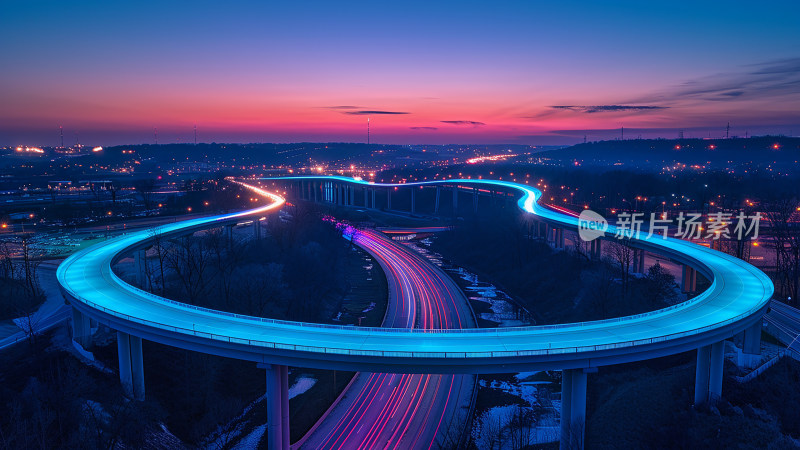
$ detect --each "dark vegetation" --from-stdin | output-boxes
[0,333,166,449]
[128,201,382,323]
[96,200,388,446]
[431,212,678,325]
[0,236,44,333]
[586,354,799,449]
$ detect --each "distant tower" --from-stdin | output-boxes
[154,128,158,145]
[194,124,197,145]
[679,130,684,139]
[726,122,730,139]
[59,126,64,148]
[621,126,624,140]
[583,135,587,144]
[367,117,370,145]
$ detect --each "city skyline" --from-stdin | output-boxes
[2,1,799,146]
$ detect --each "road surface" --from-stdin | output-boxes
[300,229,475,449]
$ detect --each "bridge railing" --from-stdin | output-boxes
[57,177,773,361]
[67,271,766,359]
[101,257,748,336]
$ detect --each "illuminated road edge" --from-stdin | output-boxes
[56,176,772,448]
[57,176,772,373]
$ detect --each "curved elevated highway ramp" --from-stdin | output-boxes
[57,177,772,449]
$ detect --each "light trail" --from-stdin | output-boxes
[307,229,474,449]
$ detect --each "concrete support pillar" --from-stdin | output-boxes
[434,187,440,214]
[452,186,458,213]
[694,345,711,405]
[253,218,261,240]
[371,189,376,209]
[473,187,479,213]
[682,265,697,293]
[134,250,146,287]
[556,228,565,250]
[737,321,762,368]
[387,188,392,210]
[709,341,724,403]
[280,365,289,449]
[313,182,318,202]
[349,186,354,206]
[560,369,573,450]
[411,188,416,215]
[117,331,145,400]
[570,370,587,449]
[364,187,368,207]
[560,368,588,450]
[226,224,234,246]
[264,364,289,449]
[590,239,603,261]
[71,307,91,348]
[632,249,640,273]
[638,248,645,273]
[743,321,761,354]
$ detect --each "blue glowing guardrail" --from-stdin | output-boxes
[57,177,772,361]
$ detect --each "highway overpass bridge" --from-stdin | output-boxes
[57,177,772,449]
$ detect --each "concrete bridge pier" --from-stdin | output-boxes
[387,188,392,210]
[253,218,261,240]
[363,187,368,207]
[590,238,602,260]
[555,227,565,250]
[411,188,416,215]
[71,307,92,348]
[536,221,546,240]
[117,331,145,400]
[434,187,440,214]
[261,363,289,450]
[682,265,697,293]
[371,188,376,209]
[738,321,763,368]
[694,341,724,405]
[632,248,645,273]
[560,368,590,450]
[473,187,479,213]
[225,224,234,246]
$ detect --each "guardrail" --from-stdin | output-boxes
[58,177,772,363]
[71,273,766,359]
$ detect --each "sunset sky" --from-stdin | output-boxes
[2,1,799,146]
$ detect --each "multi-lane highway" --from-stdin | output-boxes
[300,229,475,449]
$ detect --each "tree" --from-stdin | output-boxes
[645,262,678,306]
[767,199,800,304]
[609,238,634,296]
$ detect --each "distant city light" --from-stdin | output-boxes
[466,154,517,164]
[92,146,103,152]
[15,146,44,154]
